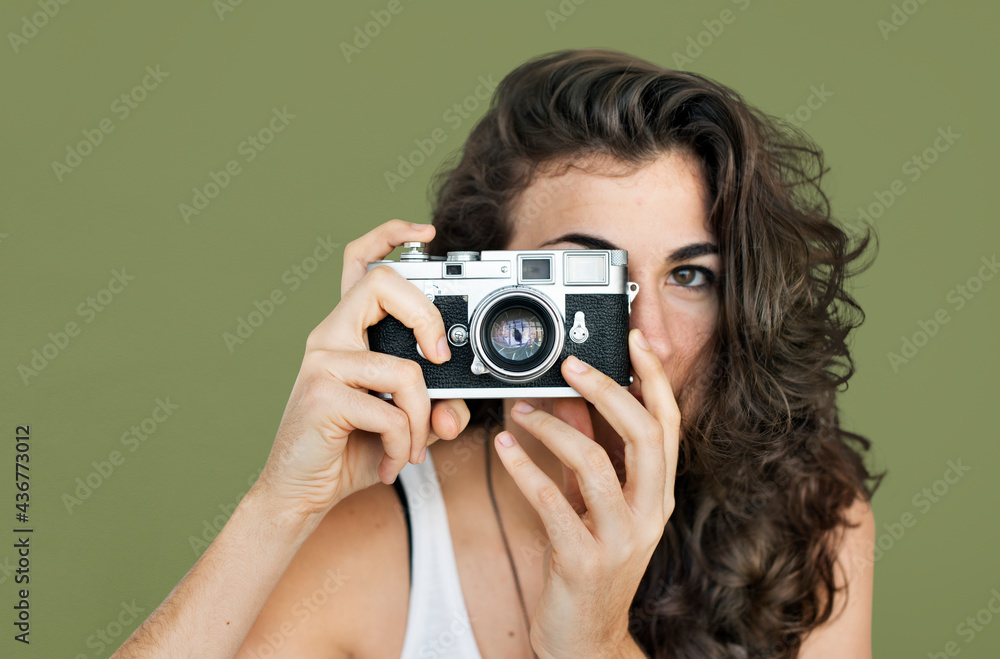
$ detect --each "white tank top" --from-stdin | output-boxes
[396,450,484,658]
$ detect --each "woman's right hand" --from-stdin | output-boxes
[252,219,470,531]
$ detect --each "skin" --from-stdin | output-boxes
[262,148,710,657]
[479,150,718,656]
[498,150,721,494]
[488,150,720,657]
[226,149,872,658]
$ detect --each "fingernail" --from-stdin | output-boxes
[411,222,432,231]
[383,466,397,485]
[446,408,460,435]
[437,336,451,361]
[512,400,534,415]
[496,431,515,448]
[564,355,589,374]
[418,446,427,462]
[633,329,651,351]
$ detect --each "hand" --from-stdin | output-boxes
[494,329,678,658]
[253,220,471,532]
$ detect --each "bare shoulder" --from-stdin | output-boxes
[838,495,875,548]
[799,495,875,657]
[237,482,410,659]
[830,495,875,599]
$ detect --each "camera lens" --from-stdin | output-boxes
[489,308,545,363]
[471,289,563,382]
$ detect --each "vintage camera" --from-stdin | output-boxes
[366,242,638,398]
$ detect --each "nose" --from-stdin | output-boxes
[627,282,674,366]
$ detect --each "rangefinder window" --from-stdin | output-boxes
[445,263,463,277]
[519,256,553,283]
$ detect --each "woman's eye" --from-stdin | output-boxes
[669,266,715,288]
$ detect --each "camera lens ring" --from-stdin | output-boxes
[469,287,564,383]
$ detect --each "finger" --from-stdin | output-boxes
[307,349,431,464]
[628,329,680,517]
[510,400,629,537]
[558,334,668,518]
[551,398,593,515]
[430,399,470,441]
[311,264,451,364]
[492,431,591,553]
[324,383,412,485]
[552,397,594,438]
[341,220,435,297]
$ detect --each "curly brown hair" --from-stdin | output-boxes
[426,48,883,658]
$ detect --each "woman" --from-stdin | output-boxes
[115,49,882,658]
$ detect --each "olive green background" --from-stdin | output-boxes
[1,0,997,657]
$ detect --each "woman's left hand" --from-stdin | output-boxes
[494,328,680,659]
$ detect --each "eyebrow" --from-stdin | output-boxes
[539,232,719,263]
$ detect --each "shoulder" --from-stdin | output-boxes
[238,482,410,658]
[798,495,875,657]
[829,495,875,594]
[836,496,876,554]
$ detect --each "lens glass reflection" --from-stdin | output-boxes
[489,308,544,362]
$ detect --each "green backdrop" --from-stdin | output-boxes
[2,1,997,657]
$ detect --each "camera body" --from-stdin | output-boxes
[367,243,638,399]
